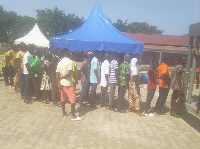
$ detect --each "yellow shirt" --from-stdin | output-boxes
[6,49,16,67]
[56,57,73,86]
[72,61,78,83]
[16,50,25,70]
[1,52,9,67]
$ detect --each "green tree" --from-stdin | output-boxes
[36,7,84,38]
[127,22,163,34]
[0,5,17,43]
[9,15,36,41]
[113,19,128,32]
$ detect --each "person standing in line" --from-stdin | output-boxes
[31,50,44,102]
[170,57,188,117]
[89,51,100,107]
[15,43,26,98]
[1,50,10,86]
[56,49,82,120]
[70,53,78,87]
[154,57,170,114]
[40,54,52,104]
[128,55,141,114]
[6,44,17,87]
[109,52,119,111]
[23,47,34,104]
[78,53,91,106]
[145,59,157,114]
[51,49,61,106]
[100,53,110,109]
[118,54,130,113]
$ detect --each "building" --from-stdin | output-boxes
[123,32,190,66]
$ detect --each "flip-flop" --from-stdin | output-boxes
[71,116,82,121]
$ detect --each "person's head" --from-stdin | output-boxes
[86,51,94,61]
[61,48,70,58]
[46,53,53,62]
[111,52,118,60]
[94,51,100,59]
[104,53,109,61]
[124,54,130,62]
[179,56,187,66]
[151,59,157,69]
[35,50,43,59]
[11,44,18,51]
[162,57,170,65]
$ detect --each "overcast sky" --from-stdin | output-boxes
[1,0,200,36]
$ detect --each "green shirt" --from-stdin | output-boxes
[119,61,130,86]
[31,56,44,77]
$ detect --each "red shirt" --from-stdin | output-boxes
[147,68,157,90]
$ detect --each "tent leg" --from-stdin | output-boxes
[187,36,200,104]
[159,51,162,64]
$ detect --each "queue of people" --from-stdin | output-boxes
[1,42,190,120]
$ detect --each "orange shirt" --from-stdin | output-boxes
[158,63,169,88]
[147,68,157,90]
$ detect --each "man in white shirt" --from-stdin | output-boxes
[23,48,34,104]
[56,48,81,121]
[100,53,110,109]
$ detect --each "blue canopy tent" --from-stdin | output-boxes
[50,3,144,55]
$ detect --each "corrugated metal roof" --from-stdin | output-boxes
[123,32,190,47]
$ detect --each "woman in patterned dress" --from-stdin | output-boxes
[41,54,52,104]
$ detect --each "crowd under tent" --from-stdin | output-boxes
[50,3,144,55]
[14,23,49,48]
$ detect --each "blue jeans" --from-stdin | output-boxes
[79,82,90,104]
[90,83,98,104]
[101,86,108,107]
[118,86,126,111]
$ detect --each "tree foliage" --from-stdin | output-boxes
[36,7,84,38]
[0,5,164,43]
[113,19,164,34]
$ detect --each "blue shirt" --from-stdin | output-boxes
[90,57,100,83]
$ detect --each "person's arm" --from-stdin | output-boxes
[94,69,100,83]
[74,64,78,85]
[177,71,183,92]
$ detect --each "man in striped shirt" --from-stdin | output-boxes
[109,52,119,111]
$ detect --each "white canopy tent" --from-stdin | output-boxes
[14,23,49,48]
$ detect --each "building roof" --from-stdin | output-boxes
[123,32,190,47]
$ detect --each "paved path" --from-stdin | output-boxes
[0,78,200,149]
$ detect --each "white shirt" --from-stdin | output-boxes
[56,57,73,86]
[130,58,139,76]
[100,60,110,87]
[23,51,34,74]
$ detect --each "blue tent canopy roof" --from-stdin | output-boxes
[50,3,144,55]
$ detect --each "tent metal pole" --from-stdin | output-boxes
[187,36,200,104]
[186,36,194,84]
[159,51,162,64]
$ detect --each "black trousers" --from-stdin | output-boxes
[145,89,156,110]
[34,77,42,100]
[155,87,169,112]
[2,67,9,85]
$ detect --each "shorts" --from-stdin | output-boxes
[60,86,76,103]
